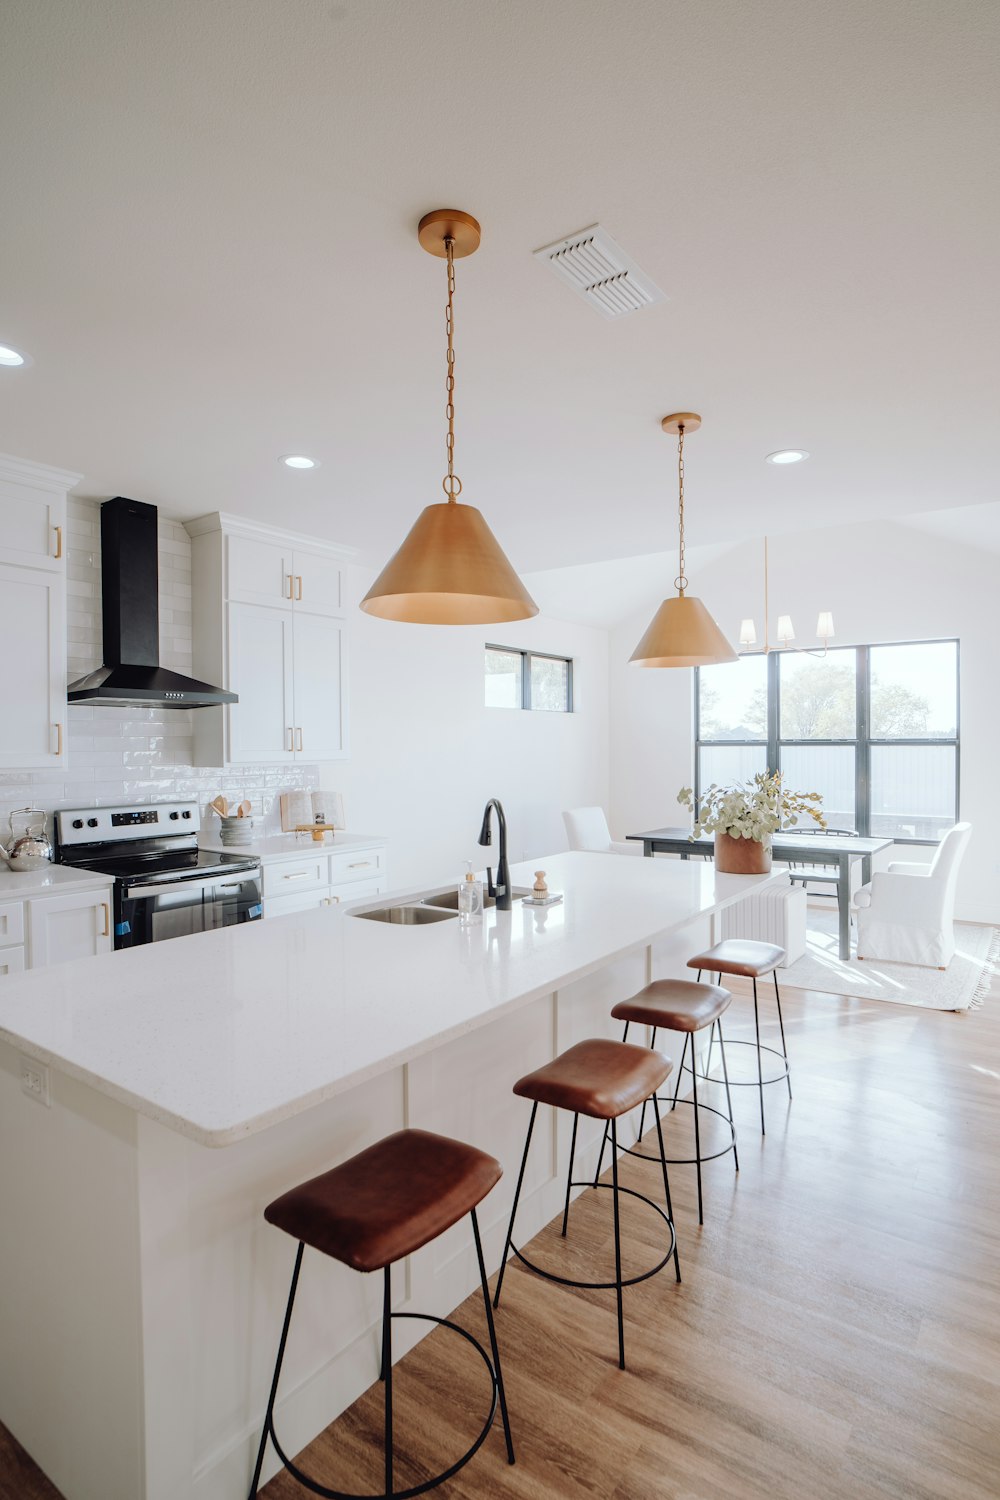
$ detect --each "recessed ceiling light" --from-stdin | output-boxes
[765,449,809,465]
[280,454,319,470]
[0,344,28,367]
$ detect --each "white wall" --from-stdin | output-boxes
[321,564,610,891]
[608,519,997,924]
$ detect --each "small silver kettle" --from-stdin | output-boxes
[1,808,54,871]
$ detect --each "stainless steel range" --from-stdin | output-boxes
[54,801,262,950]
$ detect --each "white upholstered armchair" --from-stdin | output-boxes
[854,822,972,968]
[562,807,641,856]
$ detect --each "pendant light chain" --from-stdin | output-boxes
[443,237,462,502]
[674,422,687,595]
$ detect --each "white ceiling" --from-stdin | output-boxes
[1,0,998,574]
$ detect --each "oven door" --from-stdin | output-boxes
[116,868,263,949]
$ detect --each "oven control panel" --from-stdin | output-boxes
[55,801,202,847]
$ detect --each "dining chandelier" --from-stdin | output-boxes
[360,209,538,625]
[738,537,834,656]
[630,413,737,668]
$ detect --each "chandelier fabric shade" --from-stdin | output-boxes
[360,209,537,626]
[630,412,737,669]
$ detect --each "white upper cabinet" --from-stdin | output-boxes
[187,513,354,767]
[226,530,344,616]
[0,456,70,571]
[0,453,80,770]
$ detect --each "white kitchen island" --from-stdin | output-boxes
[0,851,780,1500]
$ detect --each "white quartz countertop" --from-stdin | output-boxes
[198,830,387,861]
[0,852,780,1147]
[0,863,113,897]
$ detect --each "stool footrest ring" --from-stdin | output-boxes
[264,1310,500,1500]
[683,1038,790,1088]
[508,1180,676,1292]
[623,1094,737,1167]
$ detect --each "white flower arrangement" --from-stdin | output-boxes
[678,771,826,844]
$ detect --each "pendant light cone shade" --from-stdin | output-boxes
[362,208,537,626]
[630,595,737,667]
[630,412,738,668]
[360,501,538,624]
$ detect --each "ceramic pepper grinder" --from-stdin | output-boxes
[533,870,548,900]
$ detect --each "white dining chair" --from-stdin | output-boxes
[854,822,972,968]
[562,807,641,856]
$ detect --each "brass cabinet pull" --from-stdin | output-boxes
[348,860,372,869]
[286,726,294,752]
[295,575,303,600]
[283,871,309,881]
[295,726,303,752]
[284,574,293,599]
[99,902,110,938]
[52,525,63,560]
[54,723,63,756]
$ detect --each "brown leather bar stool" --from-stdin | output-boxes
[493,1038,681,1371]
[248,1128,515,1500]
[594,978,737,1225]
[686,939,790,1134]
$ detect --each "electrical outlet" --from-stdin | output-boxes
[18,1054,51,1107]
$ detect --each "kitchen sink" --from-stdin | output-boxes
[351,904,458,925]
[420,886,532,911]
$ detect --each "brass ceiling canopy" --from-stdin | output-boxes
[361,209,537,625]
[630,413,737,669]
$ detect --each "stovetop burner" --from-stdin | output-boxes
[80,849,260,881]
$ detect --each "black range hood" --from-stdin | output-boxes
[67,497,237,710]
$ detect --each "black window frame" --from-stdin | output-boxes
[694,638,960,845]
[485,644,574,713]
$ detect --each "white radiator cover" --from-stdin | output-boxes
[719,878,807,965]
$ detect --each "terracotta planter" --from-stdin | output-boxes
[714,831,772,874]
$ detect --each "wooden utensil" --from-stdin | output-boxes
[236,800,252,818]
[210,795,228,817]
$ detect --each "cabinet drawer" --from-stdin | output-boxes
[326,877,383,906]
[329,847,384,886]
[262,856,329,897]
[264,889,330,920]
[0,945,25,978]
[0,901,25,948]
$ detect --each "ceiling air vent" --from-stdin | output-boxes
[534,224,666,319]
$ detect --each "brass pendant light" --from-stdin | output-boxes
[360,210,538,625]
[630,413,737,668]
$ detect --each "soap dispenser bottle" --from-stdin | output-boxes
[458,861,483,924]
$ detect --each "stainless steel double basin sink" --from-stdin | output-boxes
[350,885,531,924]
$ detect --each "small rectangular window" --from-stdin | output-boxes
[485,646,573,712]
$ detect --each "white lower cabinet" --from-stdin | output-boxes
[0,947,25,978]
[261,844,386,918]
[27,890,113,967]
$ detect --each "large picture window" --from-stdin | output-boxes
[695,639,959,843]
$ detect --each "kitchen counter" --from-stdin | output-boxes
[0,851,781,1500]
[0,851,778,1147]
[198,828,387,862]
[0,862,112,896]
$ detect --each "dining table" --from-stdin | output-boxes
[626,826,895,960]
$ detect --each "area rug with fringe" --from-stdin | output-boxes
[779,905,998,1012]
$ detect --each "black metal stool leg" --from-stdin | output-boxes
[610,1117,625,1370]
[494,1101,537,1308]
[635,1025,656,1138]
[561,1113,579,1237]
[774,969,792,1100]
[650,1092,681,1283]
[472,1208,515,1465]
[752,976,766,1134]
[382,1265,393,1496]
[671,1032,688,1110]
[716,1017,739,1173]
[690,1040,704,1225]
[248,1241,304,1499]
